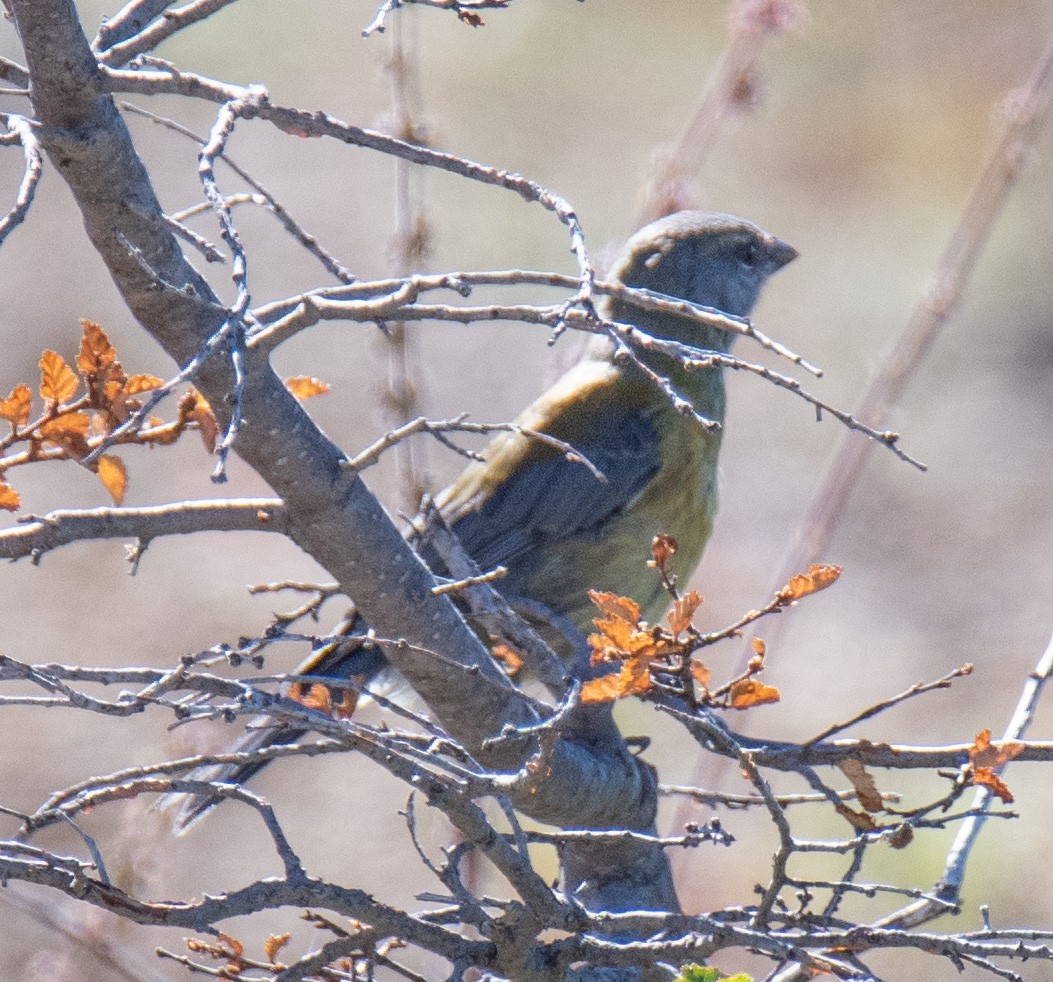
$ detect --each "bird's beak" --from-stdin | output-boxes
[766,235,798,270]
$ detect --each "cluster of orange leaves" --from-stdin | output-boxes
[579,553,842,708]
[0,319,329,511]
[184,917,399,978]
[828,727,1023,846]
[185,931,290,976]
[967,727,1023,803]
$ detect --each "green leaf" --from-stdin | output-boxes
[675,967,752,982]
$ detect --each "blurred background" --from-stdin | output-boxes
[1,1,1052,979]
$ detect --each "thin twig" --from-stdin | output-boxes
[0,114,43,246]
[803,664,974,748]
[120,101,355,283]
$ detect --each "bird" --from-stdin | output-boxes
[170,210,796,830]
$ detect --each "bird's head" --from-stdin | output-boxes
[606,210,797,353]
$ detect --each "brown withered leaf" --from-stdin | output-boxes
[264,934,291,965]
[971,766,1015,804]
[581,658,652,704]
[492,642,525,677]
[728,678,780,709]
[97,454,128,505]
[77,320,120,375]
[778,563,842,602]
[0,383,31,427]
[752,637,767,657]
[216,933,244,959]
[588,590,643,659]
[887,824,915,849]
[589,589,641,625]
[649,533,678,570]
[124,374,165,395]
[690,660,711,692]
[39,411,91,456]
[0,481,20,511]
[39,351,79,405]
[458,10,484,25]
[834,801,878,832]
[667,589,703,636]
[837,757,883,812]
[968,728,1024,770]
[181,389,219,453]
[284,375,331,399]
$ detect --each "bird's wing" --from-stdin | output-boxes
[436,357,662,571]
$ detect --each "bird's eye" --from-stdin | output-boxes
[741,240,760,267]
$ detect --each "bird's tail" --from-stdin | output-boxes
[166,618,393,833]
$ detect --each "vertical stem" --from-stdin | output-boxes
[380,9,430,511]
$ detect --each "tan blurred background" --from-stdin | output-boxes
[1,1,1052,979]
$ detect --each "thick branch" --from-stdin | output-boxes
[0,498,286,561]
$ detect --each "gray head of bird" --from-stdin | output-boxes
[605,210,797,354]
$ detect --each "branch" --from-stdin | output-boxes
[0,498,286,562]
[97,0,241,68]
[361,0,513,38]
[0,114,43,247]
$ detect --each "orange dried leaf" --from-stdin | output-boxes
[968,728,1024,770]
[264,934,291,964]
[588,590,646,661]
[77,320,118,374]
[97,454,128,505]
[649,533,678,570]
[216,933,244,958]
[668,589,703,636]
[124,374,165,395]
[0,383,31,426]
[39,351,79,404]
[752,637,767,657]
[182,390,219,453]
[690,660,711,692]
[39,412,91,457]
[589,589,641,625]
[971,766,1015,804]
[778,563,842,602]
[834,802,878,832]
[729,678,780,709]
[581,658,652,704]
[492,642,525,677]
[0,481,20,511]
[285,375,331,399]
[837,757,883,812]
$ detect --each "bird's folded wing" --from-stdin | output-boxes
[437,357,663,572]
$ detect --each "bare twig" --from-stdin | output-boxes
[98,0,240,67]
[120,101,356,283]
[0,114,43,247]
[344,413,606,482]
[362,0,512,38]
[803,664,974,748]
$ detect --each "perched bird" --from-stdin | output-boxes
[172,210,796,829]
